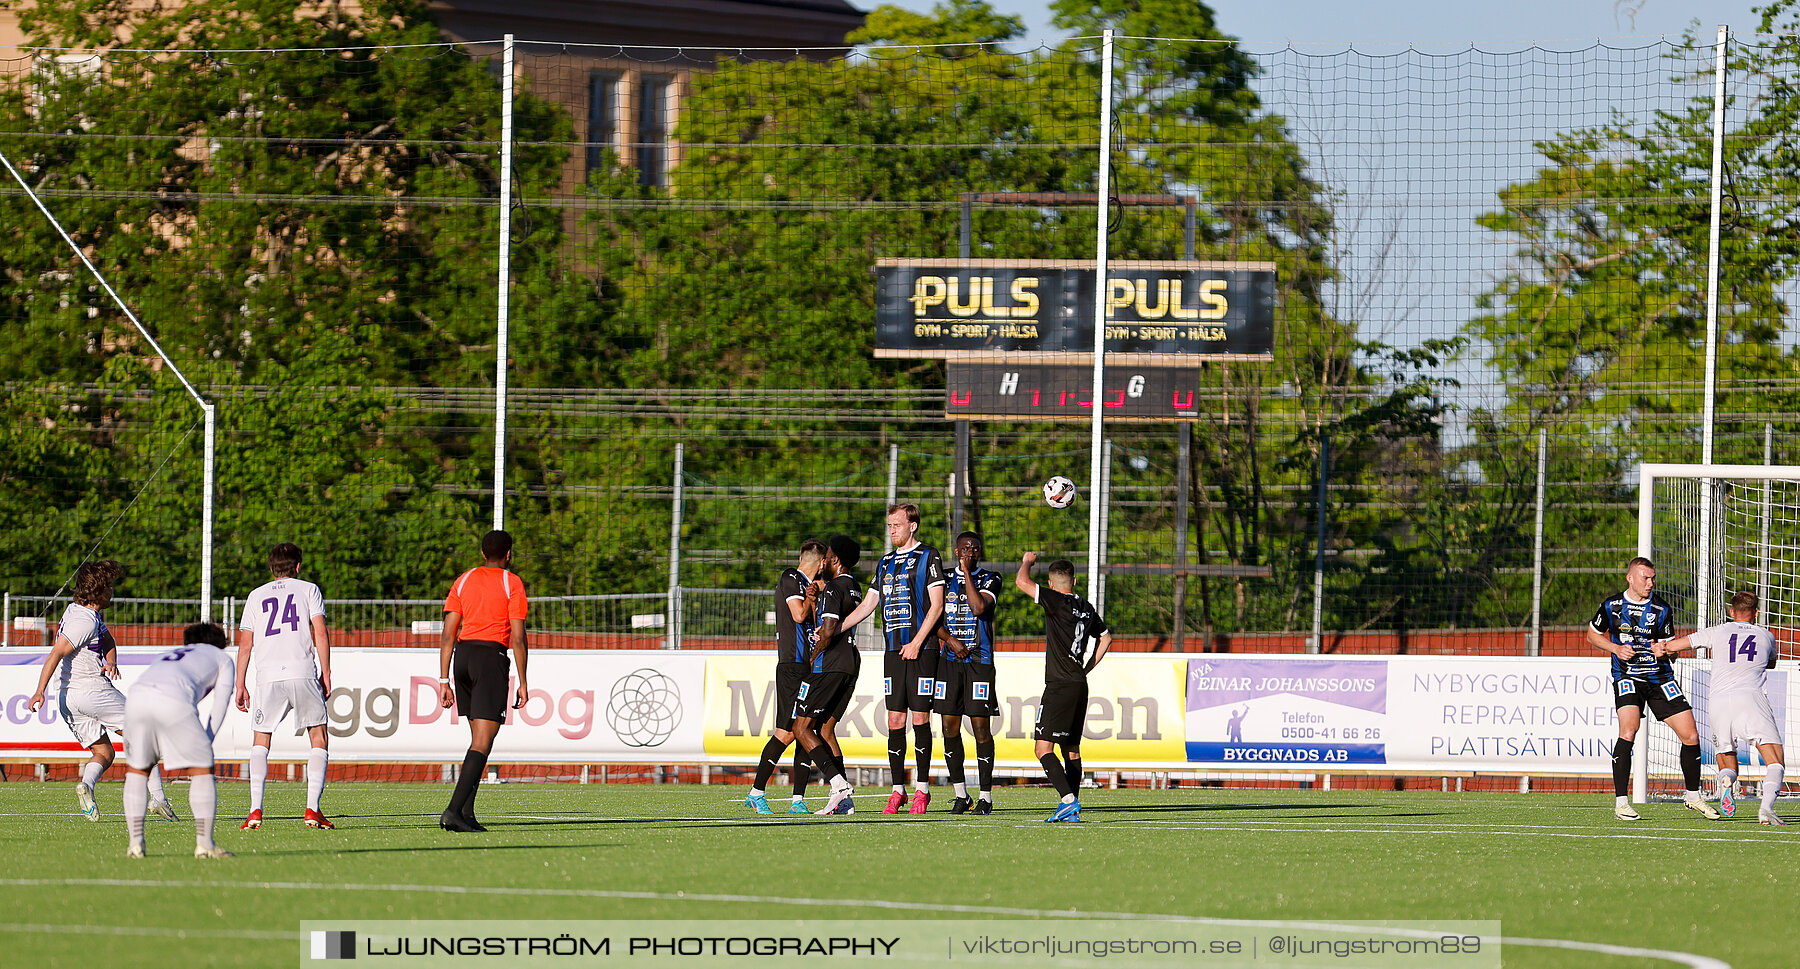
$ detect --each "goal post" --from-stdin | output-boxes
[1635,463,1800,802]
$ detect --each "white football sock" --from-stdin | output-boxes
[147,765,166,801]
[1718,767,1738,793]
[189,773,217,849]
[748,787,765,798]
[306,748,329,812]
[891,784,904,794]
[978,790,992,802]
[830,774,850,791]
[123,771,148,847]
[953,783,968,798]
[914,780,929,793]
[791,794,805,802]
[80,760,103,790]
[1763,764,1785,812]
[248,746,270,812]
[1061,793,1076,804]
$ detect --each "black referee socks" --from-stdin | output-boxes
[912,723,933,787]
[1611,738,1633,797]
[447,748,487,819]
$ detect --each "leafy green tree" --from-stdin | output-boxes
[0,0,604,597]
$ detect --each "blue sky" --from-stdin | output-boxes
[928,1,1770,48]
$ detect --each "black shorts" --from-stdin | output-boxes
[884,649,940,712]
[1614,676,1692,720]
[453,640,510,722]
[963,663,999,718]
[775,662,807,732]
[795,671,856,725]
[933,662,968,716]
[1034,681,1088,746]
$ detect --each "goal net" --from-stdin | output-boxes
[1638,464,1799,800]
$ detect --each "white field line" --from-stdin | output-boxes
[0,878,1729,968]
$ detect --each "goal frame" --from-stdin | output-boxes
[1634,463,1800,802]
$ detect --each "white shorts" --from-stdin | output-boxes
[250,677,328,733]
[124,689,216,771]
[59,685,127,748]
[1710,690,1784,751]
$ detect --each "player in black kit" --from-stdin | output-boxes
[797,535,865,816]
[1016,552,1110,823]
[747,540,828,815]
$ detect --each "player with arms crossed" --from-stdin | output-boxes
[437,530,529,832]
[935,531,1001,815]
[1587,556,1717,821]
[234,542,334,830]
[28,560,178,823]
[122,622,237,859]
[796,535,865,816]
[1658,591,1787,824]
[746,539,828,815]
[840,503,946,814]
[1016,553,1110,823]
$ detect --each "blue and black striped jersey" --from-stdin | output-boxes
[871,543,944,652]
[774,567,818,665]
[1590,592,1678,683]
[942,568,1001,665]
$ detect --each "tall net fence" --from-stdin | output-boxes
[2,3,1799,653]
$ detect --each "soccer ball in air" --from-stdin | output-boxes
[1043,475,1078,509]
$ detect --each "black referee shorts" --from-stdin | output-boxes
[453,640,511,722]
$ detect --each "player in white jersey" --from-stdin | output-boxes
[1660,590,1787,825]
[232,542,334,830]
[123,623,237,858]
[26,560,178,823]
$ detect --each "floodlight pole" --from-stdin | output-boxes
[492,33,516,530]
[1086,28,1115,601]
[0,147,216,620]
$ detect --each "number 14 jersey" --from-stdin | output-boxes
[240,577,327,683]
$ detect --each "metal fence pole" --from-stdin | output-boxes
[885,443,899,556]
[1695,25,1728,632]
[667,442,685,650]
[1531,428,1546,657]
[1310,435,1329,654]
[1084,28,1117,601]
[1761,422,1774,609]
[1095,438,1113,615]
[491,33,517,531]
[2,592,9,648]
[1172,423,1192,651]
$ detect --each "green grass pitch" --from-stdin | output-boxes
[1,780,1791,967]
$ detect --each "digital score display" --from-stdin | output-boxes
[876,259,1276,362]
[945,364,1201,422]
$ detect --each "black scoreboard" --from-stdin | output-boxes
[946,364,1201,422]
[876,259,1276,362]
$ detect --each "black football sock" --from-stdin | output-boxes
[447,749,487,817]
[887,728,908,788]
[1680,743,1702,792]
[912,723,933,788]
[1064,752,1082,791]
[808,743,845,784]
[976,738,996,793]
[1611,738,1634,798]
[944,734,966,787]
[1039,753,1073,798]
[752,737,787,792]
[791,745,810,798]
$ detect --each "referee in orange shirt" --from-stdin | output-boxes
[436,529,529,832]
